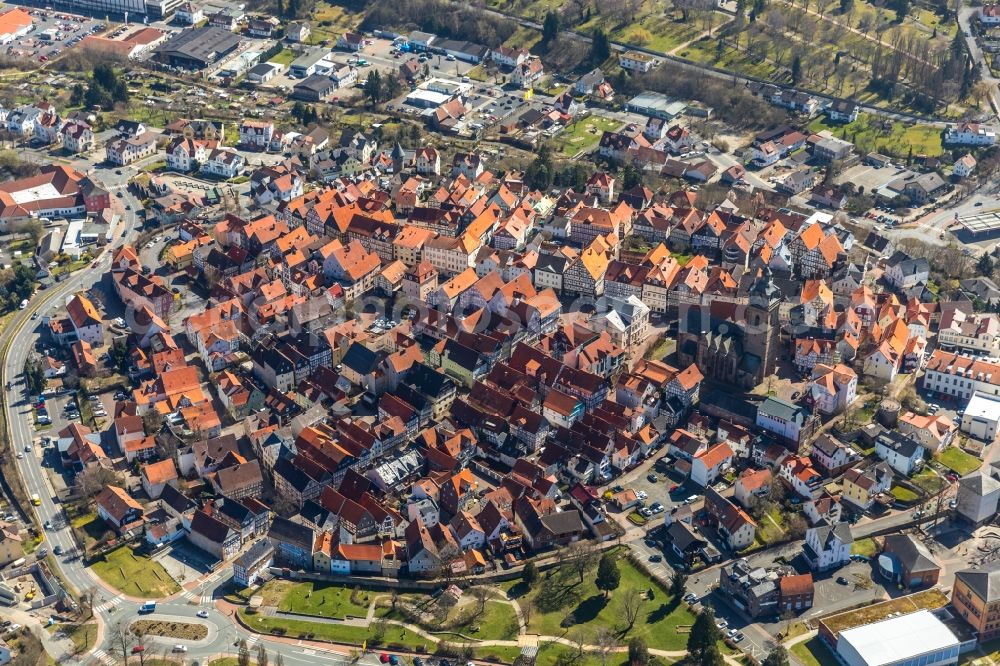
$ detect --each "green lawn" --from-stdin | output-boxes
[441,600,519,641]
[890,486,919,503]
[268,48,296,66]
[208,659,241,666]
[851,538,879,558]
[808,114,943,158]
[757,508,787,545]
[278,581,370,618]
[791,637,840,666]
[59,623,96,653]
[508,549,697,650]
[473,646,526,664]
[912,468,946,496]
[552,114,623,156]
[379,595,519,642]
[90,545,179,598]
[240,610,433,651]
[938,447,981,476]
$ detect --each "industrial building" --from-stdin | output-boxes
[962,391,1000,441]
[836,610,961,666]
[154,26,241,70]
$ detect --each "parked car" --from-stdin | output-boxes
[836,576,849,585]
[649,554,662,562]
[647,473,658,483]
[132,646,145,654]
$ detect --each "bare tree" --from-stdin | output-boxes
[565,541,600,584]
[109,620,135,663]
[593,626,619,666]
[618,588,645,636]
[470,586,490,620]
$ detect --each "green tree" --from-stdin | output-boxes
[525,144,554,190]
[762,646,790,666]
[687,609,721,662]
[701,643,725,666]
[891,0,909,22]
[590,28,611,66]
[979,253,994,277]
[364,70,384,106]
[791,55,802,84]
[256,645,269,666]
[542,11,560,47]
[523,561,540,586]
[24,357,45,397]
[669,571,687,598]
[622,163,642,191]
[595,553,620,598]
[106,339,130,375]
[627,637,649,666]
[840,0,853,13]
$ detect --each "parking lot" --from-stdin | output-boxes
[2,5,105,63]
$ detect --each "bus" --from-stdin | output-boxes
[31,494,41,506]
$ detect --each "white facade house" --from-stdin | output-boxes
[618,50,656,73]
[803,521,852,571]
[923,350,1000,402]
[202,148,246,179]
[808,363,857,415]
[756,397,809,444]
[954,154,977,178]
[944,122,997,146]
[239,120,274,148]
[166,138,208,173]
[938,309,1000,355]
[962,391,1000,441]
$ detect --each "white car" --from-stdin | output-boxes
[172,645,187,653]
[196,610,209,618]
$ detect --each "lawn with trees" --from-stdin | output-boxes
[504,546,697,650]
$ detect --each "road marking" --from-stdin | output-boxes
[92,648,115,665]
[246,634,259,646]
[301,649,316,656]
[201,595,212,604]
[94,596,123,613]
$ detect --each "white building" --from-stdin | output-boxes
[835,610,959,666]
[618,50,656,73]
[954,154,977,179]
[923,350,1000,402]
[202,148,246,179]
[239,120,274,148]
[938,308,1000,355]
[803,521,852,571]
[962,391,1000,442]
[756,396,810,445]
[944,122,997,146]
[166,137,208,173]
[808,363,857,415]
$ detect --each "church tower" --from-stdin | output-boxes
[745,267,781,383]
[391,142,407,174]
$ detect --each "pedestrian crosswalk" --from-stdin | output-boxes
[93,596,123,613]
[181,590,214,604]
[92,648,115,665]
[246,634,260,647]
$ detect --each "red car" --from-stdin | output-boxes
[132,646,145,654]
[39,55,47,62]
[380,655,390,663]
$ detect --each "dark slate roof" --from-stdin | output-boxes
[234,538,274,568]
[190,510,235,544]
[267,515,315,552]
[159,483,196,515]
[341,342,380,376]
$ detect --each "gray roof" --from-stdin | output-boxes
[883,534,938,574]
[959,470,1000,497]
[758,396,807,423]
[155,27,241,66]
[955,561,1000,602]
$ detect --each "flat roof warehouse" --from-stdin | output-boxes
[958,210,1000,237]
[155,26,241,69]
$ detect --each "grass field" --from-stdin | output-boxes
[757,508,787,545]
[911,468,946,496]
[938,447,981,476]
[59,623,96,653]
[278,581,371,619]
[791,636,840,666]
[890,486,919,503]
[808,114,943,158]
[268,49,296,66]
[240,609,434,651]
[306,2,364,46]
[851,538,878,558]
[90,545,179,598]
[208,659,241,666]
[503,550,696,650]
[553,114,622,156]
